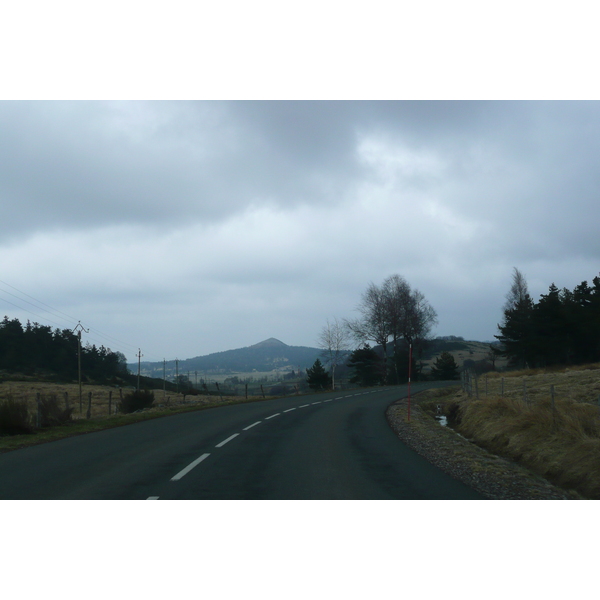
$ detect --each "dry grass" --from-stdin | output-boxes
[420,364,600,499]
[0,381,263,421]
[0,381,277,454]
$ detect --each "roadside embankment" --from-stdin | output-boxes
[387,385,579,500]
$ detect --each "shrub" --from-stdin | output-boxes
[38,394,74,427]
[269,384,289,396]
[118,389,155,414]
[0,397,33,435]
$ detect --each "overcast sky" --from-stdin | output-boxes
[1,100,599,363]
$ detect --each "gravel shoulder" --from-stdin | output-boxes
[386,390,578,500]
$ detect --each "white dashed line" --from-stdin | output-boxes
[243,421,261,431]
[335,397,343,400]
[323,399,332,402]
[171,453,211,481]
[298,404,310,408]
[216,433,239,448]
[266,413,281,419]
[283,408,296,412]
[147,496,160,500]
[312,401,322,405]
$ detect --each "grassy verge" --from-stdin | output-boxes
[0,395,271,454]
[416,365,600,499]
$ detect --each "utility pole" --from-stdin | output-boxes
[163,359,166,401]
[74,321,89,414]
[176,358,179,393]
[137,348,143,391]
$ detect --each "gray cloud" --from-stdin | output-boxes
[1,100,599,360]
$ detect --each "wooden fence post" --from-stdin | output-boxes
[86,392,92,419]
[245,383,248,400]
[260,385,266,399]
[108,390,112,415]
[475,375,479,399]
[64,391,70,410]
[216,382,223,402]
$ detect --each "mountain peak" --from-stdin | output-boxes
[250,338,288,349]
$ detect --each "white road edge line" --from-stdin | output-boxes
[171,453,211,482]
[243,421,261,431]
[283,408,296,412]
[266,413,281,419]
[216,433,239,448]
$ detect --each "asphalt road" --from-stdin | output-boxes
[0,384,483,499]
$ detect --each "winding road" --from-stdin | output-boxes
[0,384,483,499]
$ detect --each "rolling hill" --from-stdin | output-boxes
[134,338,322,378]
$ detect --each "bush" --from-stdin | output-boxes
[0,397,33,435]
[38,394,74,427]
[118,389,155,414]
[269,384,289,396]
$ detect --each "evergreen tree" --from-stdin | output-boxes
[306,358,332,390]
[430,351,459,380]
[347,345,383,387]
[496,271,600,368]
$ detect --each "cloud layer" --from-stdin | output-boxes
[1,101,598,361]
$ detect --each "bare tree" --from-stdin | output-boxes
[403,288,438,345]
[345,281,392,383]
[503,267,530,312]
[346,275,438,384]
[318,318,351,390]
[382,274,412,381]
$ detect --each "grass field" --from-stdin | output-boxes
[0,380,274,453]
[418,363,600,499]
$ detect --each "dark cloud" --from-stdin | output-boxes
[1,100,599,359]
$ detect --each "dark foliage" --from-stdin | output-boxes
[496,275,600,368]
[38,394,74,427]
[118,389,155,414]
[306,358,332,390]
[347,345,384,387]
[0,397,33,435]
[0,317,129,382]
[430,352,460,380]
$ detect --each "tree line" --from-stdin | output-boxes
[0,317,129,382]
[496,269,600,369]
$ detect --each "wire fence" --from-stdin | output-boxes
[460,370,600,410]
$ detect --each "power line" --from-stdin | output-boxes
[0,293,69,330]
[0,279,80,324]
[0,279,168,363]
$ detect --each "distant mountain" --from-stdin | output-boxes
[134,339,322,377]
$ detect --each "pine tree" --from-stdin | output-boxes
[430,352,459,380]
[306,358,332,391]
[347,345,383,387]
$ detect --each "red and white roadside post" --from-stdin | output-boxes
[407,343,412,422]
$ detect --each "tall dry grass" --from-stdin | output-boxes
[455,394,600,498]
